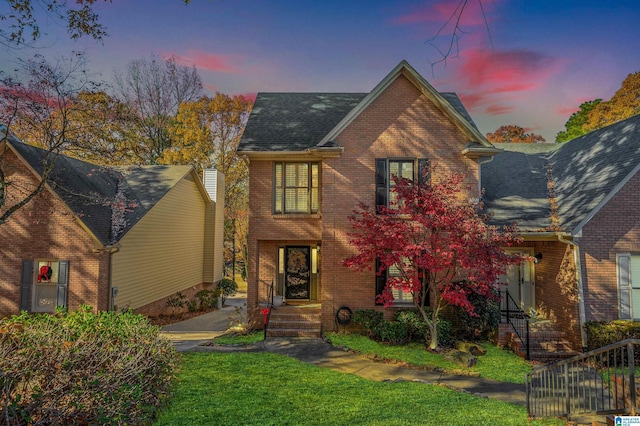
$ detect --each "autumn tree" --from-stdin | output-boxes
[555,99,602,143]
[583,72,640,132]
[162,93,253,277]
[486,125,546,143]
[343,172,521,350]
[53,90,141,165]
[114,54,203,164]
[0,54,94,224]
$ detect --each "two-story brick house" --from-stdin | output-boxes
[238,60,501,334]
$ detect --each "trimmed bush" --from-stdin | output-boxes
[0,306,178,425]
[376,321,410,345]
[353,309,384,339]
[217,278,238,305]
[584,320,640,351]
[455,291,501,341]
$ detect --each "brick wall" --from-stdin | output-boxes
[580,171,640,322]
[0,148,107,317]
[245,74,482,331]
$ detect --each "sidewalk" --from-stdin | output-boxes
[161,297,526,406]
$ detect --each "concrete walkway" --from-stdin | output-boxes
[161,296,526,407]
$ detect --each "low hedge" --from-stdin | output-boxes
[584,320,640,351]
[0,306,178,425]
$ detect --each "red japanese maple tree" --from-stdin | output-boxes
[343,172,521,350]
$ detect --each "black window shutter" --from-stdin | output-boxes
[375,258,386,306]
[57,260,69,309]
[375,159,387,212]
[20,260,33,311]
[418,158,431,185]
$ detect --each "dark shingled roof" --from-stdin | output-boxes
[481,143,558,231]
[238,92,476,152]
[482,115,640,233]
[5,130,192,245]
[239,93,366,152]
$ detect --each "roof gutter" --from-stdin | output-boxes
[557,232,587,351]
[238,147,344,161]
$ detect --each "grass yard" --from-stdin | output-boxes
[155,352,563,426]
[325,333,533,383]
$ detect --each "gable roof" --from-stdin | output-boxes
[238,60,489,154]
[482,114,640,234]
[318,60,489,148]
[2,127,196,246]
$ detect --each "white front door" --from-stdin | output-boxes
[501,250,535,313]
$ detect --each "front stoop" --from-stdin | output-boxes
[499,321,580,363]
[266,305,321,338]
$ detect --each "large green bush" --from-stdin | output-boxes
[455,291,501,341]
[0,306,178,425]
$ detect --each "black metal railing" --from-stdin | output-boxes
[501,290,530,360]
[262,280,275,340]
[527,339,640,419]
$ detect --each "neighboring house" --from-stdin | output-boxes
[239,59,640,352]
[0,127,225,317]
[482,115,640,349]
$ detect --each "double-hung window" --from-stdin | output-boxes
[375,258,417,306]
[618,253,640,320]
[274,162,319,214]
[375,158,429,211]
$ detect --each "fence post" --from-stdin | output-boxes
[565,363,571,417]
[526,319,530,361]
[630,342,637,416]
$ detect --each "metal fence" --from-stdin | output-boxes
[527,339,640,418]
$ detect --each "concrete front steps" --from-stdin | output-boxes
[265,304,321,338]
[499,320,580,363]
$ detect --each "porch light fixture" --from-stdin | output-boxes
[534,252,543,264]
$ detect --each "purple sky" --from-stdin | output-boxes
[3,0,640,142]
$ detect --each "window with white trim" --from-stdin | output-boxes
[618,254,640,320]
[274,162,319,214]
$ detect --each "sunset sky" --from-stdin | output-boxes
[2,0,639,142]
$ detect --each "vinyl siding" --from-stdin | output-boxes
[111,177,206,311]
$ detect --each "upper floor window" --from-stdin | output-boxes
[375,158,429,211]
[274,162,319,214]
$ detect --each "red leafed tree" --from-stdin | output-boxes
[343,172,521,350]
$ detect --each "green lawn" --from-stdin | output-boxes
[155,352,562,426]
[325,332,533,383]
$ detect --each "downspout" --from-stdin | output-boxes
[557,233,587,351]
[104,245,120,311]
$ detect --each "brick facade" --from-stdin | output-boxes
[246,75,481,330]
[0,148,108,317]
[579,171,640,322]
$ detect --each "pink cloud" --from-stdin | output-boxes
[485,104,514,115]
[167,50,242,73]
[446,48,566,117]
